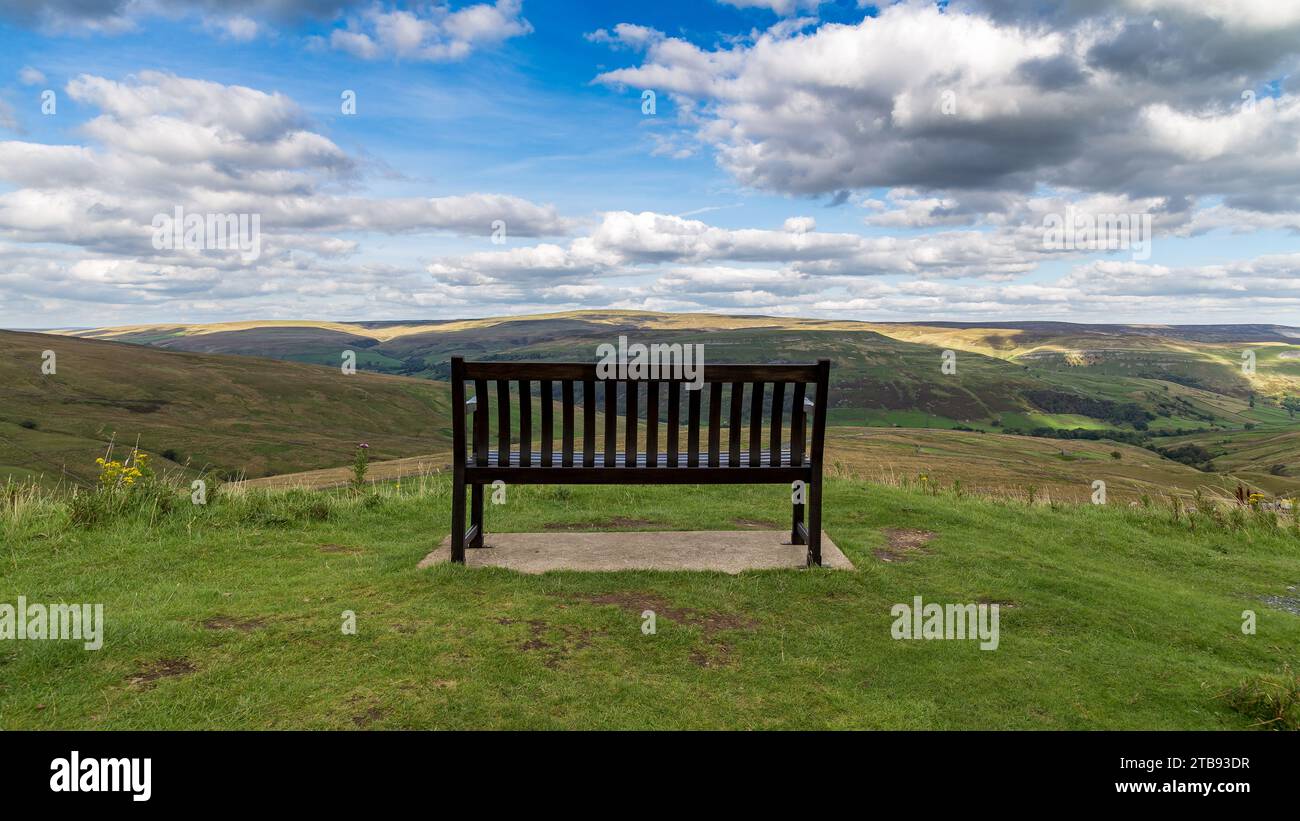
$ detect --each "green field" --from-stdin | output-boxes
[1159,429,1300,497]
[2,476,1297,729]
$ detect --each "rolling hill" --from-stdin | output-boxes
[11,312,1298,499]
[54,311,1300,434]
[0,330,452,486]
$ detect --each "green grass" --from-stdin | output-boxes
[2,476,1298,729]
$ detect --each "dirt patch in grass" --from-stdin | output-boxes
[978,597,1019,609]
[543,516,658,531]
[874,528,936,562]
[514,619,600,669]
[203,615,266,632]
[690,642,736,669]
[318,543,362,554]
[128,658,195,689]
[352,707,384,727]
[347,696,386,727]
[732,517,779,529]
[567,592,757,634]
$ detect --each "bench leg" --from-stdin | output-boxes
[470,483,485,549]
[451,476,466,563]
[807,479,823,567]
[791,493,806,545]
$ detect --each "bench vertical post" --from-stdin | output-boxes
[807,359,830,567]
[790,382,807,545]
[450,357,467,563]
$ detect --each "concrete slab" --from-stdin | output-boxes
[419,530,854,574]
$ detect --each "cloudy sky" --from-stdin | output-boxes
[0,0,1298,327]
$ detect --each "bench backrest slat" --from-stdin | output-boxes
[561,380,575,467]
[728,381,743,468]
[496,380,511,467]
[582,379,596,467]
[582,379,595,465]
[624,381,638,466]
[541,379,553,467]
[707,383,722,467]
[460,361,819,383]
[667,382,680,467]
[452,359,830,474]
[518,379,532,467]
[474,378,489,466]
[686,385,701,468]
[769,381,785,466]
[603,382,617,467]
[645,381,659,468]
[790,382,806,467]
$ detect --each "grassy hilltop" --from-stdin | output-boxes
[2,475,1297,729]
[2,313,1297,730]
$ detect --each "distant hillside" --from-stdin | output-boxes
[54,311,1300,437]
[0,330,451,486]
[877,321,1300,344]
[7,313,1297,495]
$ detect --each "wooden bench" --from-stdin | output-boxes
[449,357,831,566]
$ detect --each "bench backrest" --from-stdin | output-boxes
[450,358,830,471]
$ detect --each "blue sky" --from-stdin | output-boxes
[0,0,1298,327]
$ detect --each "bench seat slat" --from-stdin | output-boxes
[469,449,799,468]
[465,465,811,486]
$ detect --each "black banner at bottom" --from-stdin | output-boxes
[3,730,1286,807]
